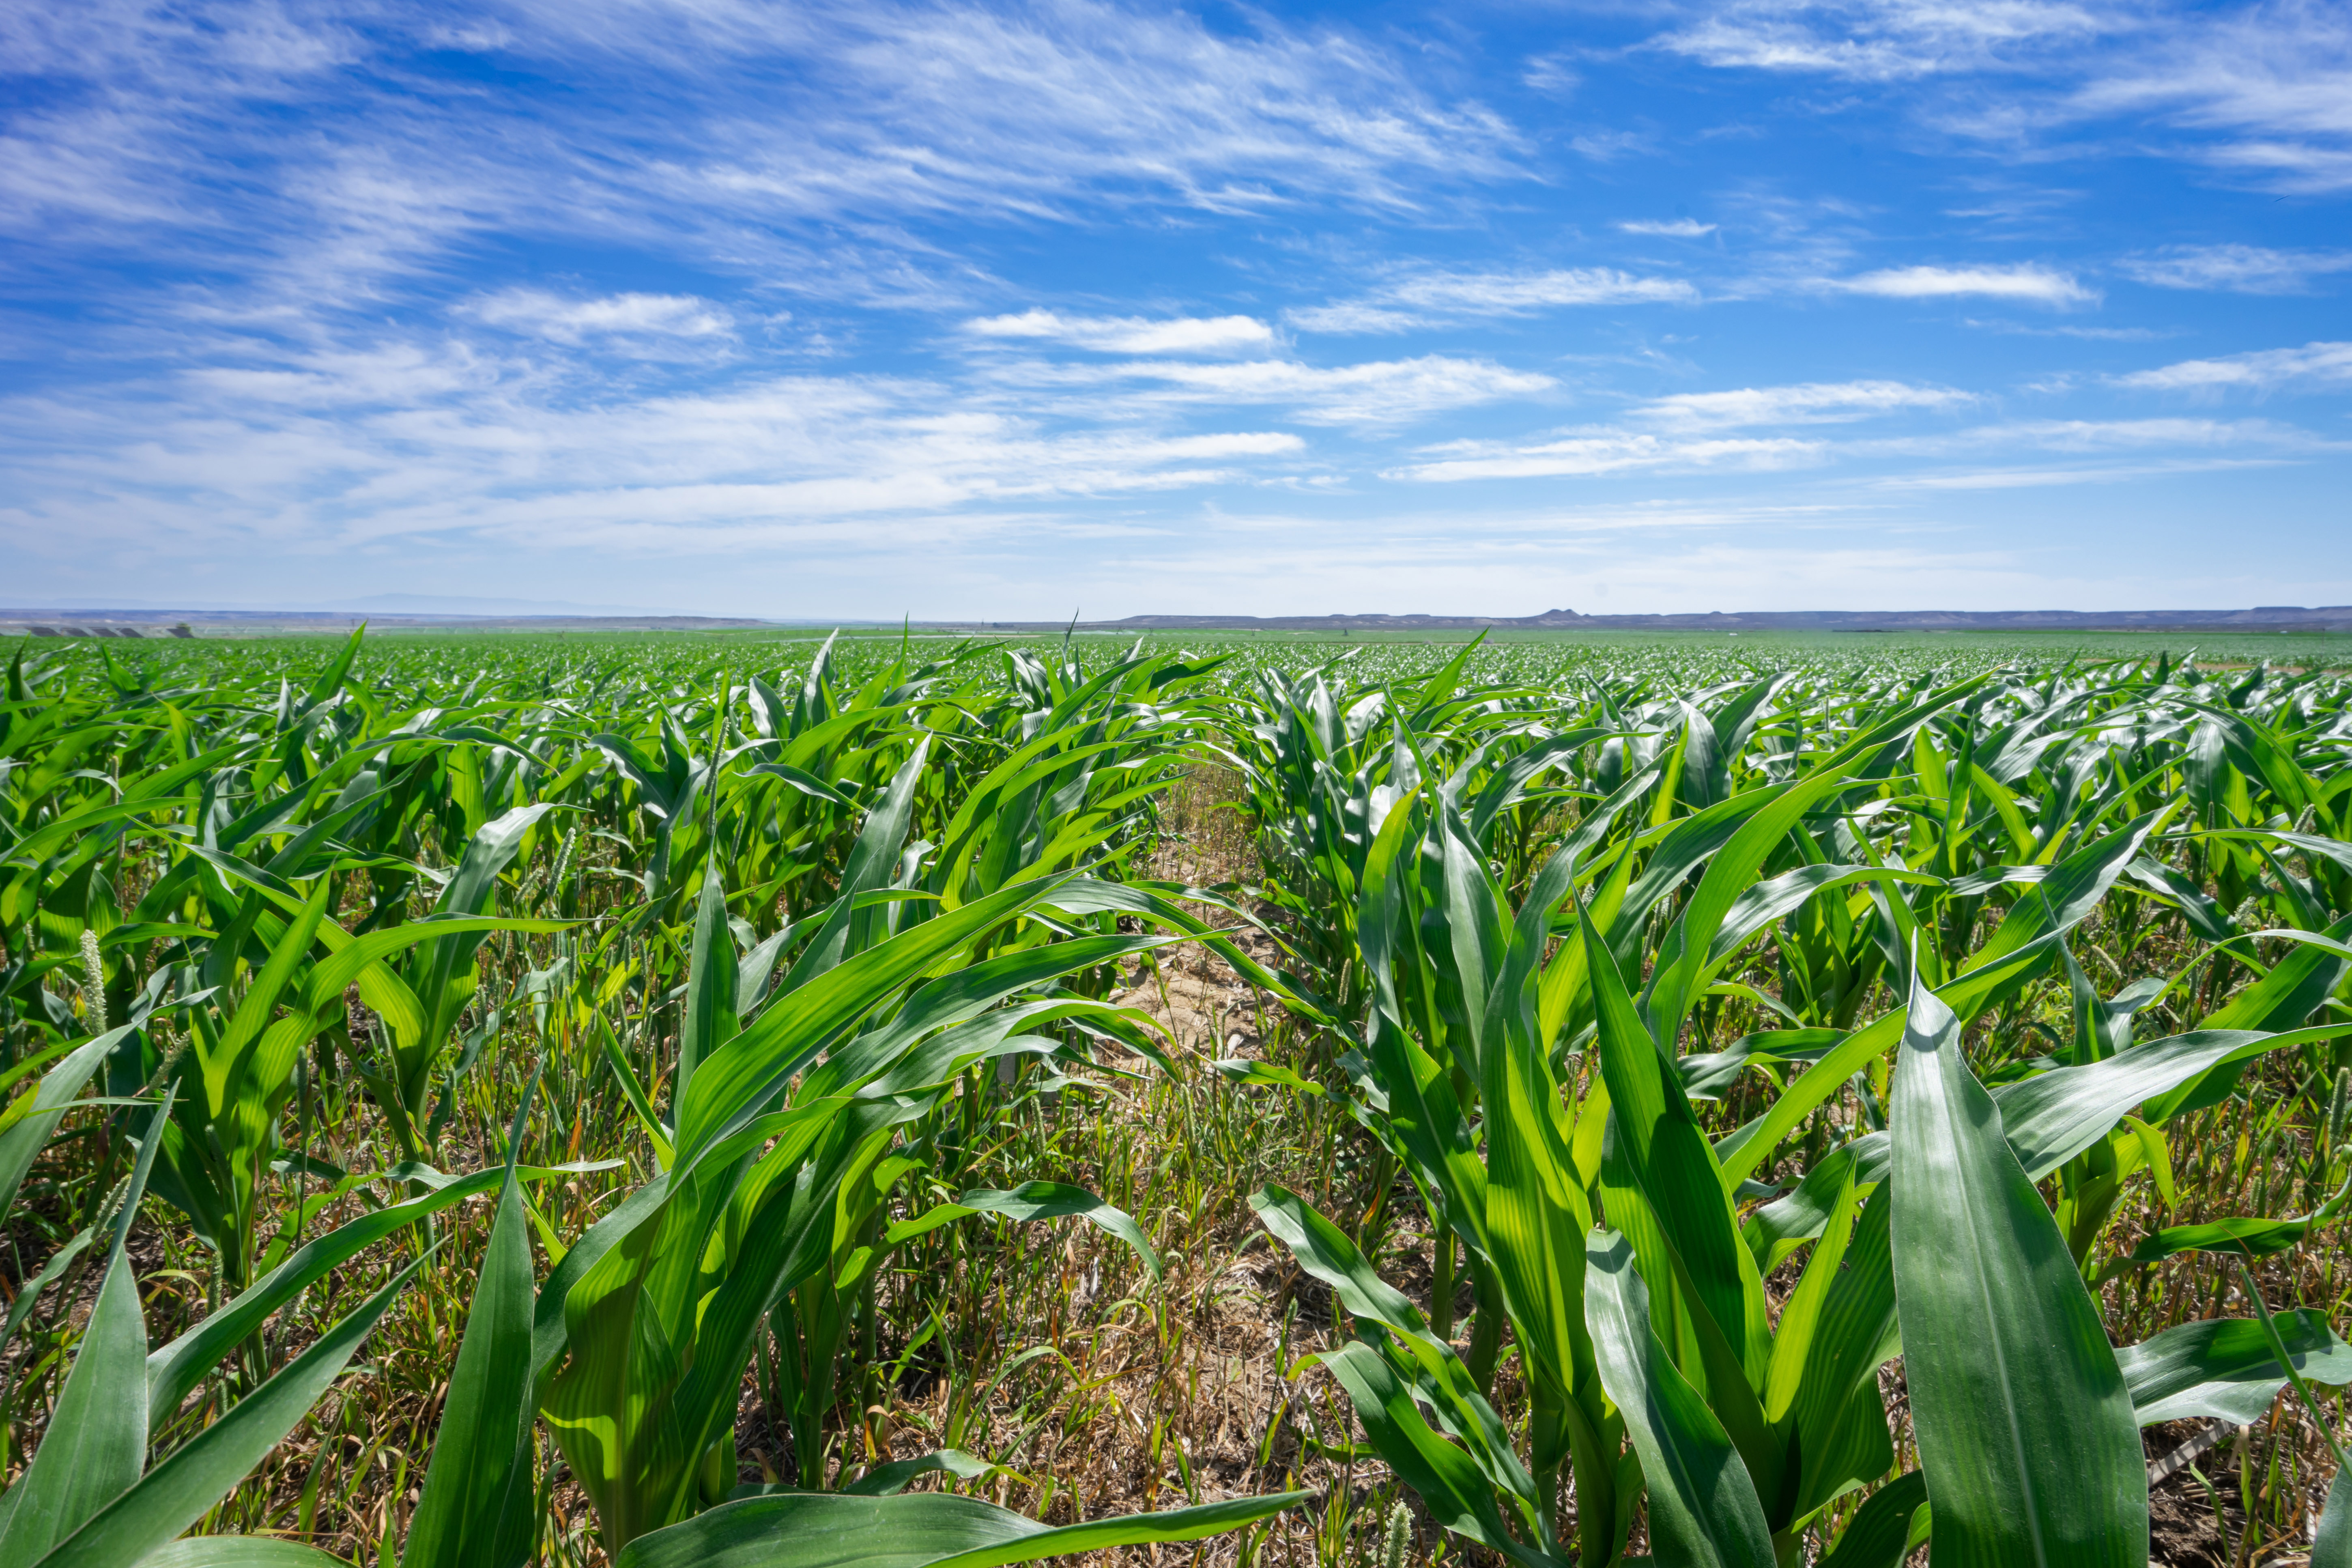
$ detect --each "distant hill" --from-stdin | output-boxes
[11,604,2351,639]
[0,607,776,635]
[959,606,2352,634]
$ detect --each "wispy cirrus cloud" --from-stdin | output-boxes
[1637,379,1976,427]
[3,0,2348,615]
[1289,266,1697,334]
[466,290,738,355]
[1283,303,1429,336]
[2064,0,2352,191]
[1650,0,2117,83]
[0,0,1533,317]
[1649,1,2352,195]
[960,310,1276,355]
[0,353,1319,568]
[2116,243,2352,293]
[2112,340,2352,391]
[1382,269,1699,311]
[1393,384,2324,490]
[979,352,1555,424]
[1393,431,1825,482]
[1390,374,1974,481]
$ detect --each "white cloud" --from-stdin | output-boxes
[2112,340,2352,392]
[545,0,1528,222]
[989,353,1556,425]
[1568,130,1654,162]
[1652,0,2114,83]
[0,0,1533,331]
[1968,416,2324,449]
[1290,266,1698,333]
[1646,3,2352,195]
[2116,243,2352,294]
[1964,319,2171,340]
[1523,54,1580,94]
[1284,303,1429,336]
[1381,267,1700,312]
[183,342,501,407]
[1880,458,2297,489]
[961,310,1276,355]
[0,353,1320,565]
[1394,431,1826,481]
[2066,2,2352,192]
[1389,406,2334,484]
[1841,265,2096,304]
[468,289,735,349]
[1636,379,1974,428]
[1618,218,1718,237]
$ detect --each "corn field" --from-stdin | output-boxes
[2,627,2350,1568]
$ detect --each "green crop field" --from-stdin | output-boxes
[2,627,2350,1567]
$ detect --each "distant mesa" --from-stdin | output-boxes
[9,604,2351,638]
[3,605,772,635]
[959,606,2352,634]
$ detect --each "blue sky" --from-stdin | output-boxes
[4,0,2349,619]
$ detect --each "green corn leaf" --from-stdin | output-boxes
[1888,964,2147,1568]
[403,1071,542,1568]
[1713,931,2070,1192]
[0,1226,94,1367]
[0,1025,129,1224]
[1476,953,1595,1417]
[677,862,737,1110]
[298,622,366,712]
[2229,1262,2352,1568]
[134,1540,351,1566]
[34,1254,425,1568]
[1748,1019,2352,1264]
[675,872,1076,1164]
[1779,1185,1901,1517]
[0,1084,170,1566]
[836,1450,994,1497]
[299,914,576,1018]
[594,1013,673,1168]
[884,1181,1160,1284]
[2317,1466,2351,1568]
[1999,1023,2352,1175]
[1647,681,1979,1044]
[2118,1311,2352,1426]
[2,794,215,870]
[204,877,333,1119]
[2120,1186,2348,1268]
[2145,916,2352,1119]
[145,1166,512,1427]
[1582,1229,1774,1568]
[1816,1471,1930,1568]
[1353,785,1490,1250]
[748,761,858,808]
[547,880,1159,1546]
[1960,807,2173,981]
[609,1490,1311,1568]
[1703,864,1940,973]
[779,738,927,985]
[1249,1186,1533,1505]
[1576,891,1769,1387]
[1314,1342,1550,1566]
[1763,1165,1860,1427]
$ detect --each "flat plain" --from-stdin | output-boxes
[3,626,2349,1567]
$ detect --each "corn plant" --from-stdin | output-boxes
[0,1080,428,1568]
[1241,661,2352,1564]
[5,627,2349,1568]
